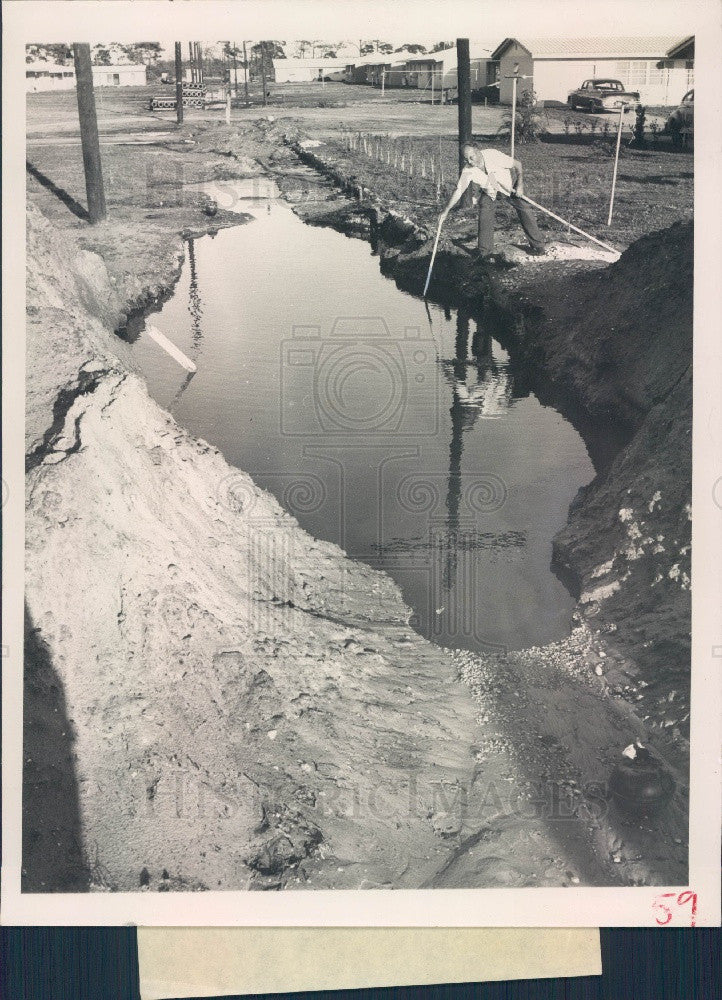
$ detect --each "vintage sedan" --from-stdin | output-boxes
[664,89,694,145]
[567,79,640,112]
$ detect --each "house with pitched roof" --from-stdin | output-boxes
[490,37,693,106]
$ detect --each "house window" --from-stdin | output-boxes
[627,61,648,86]
[615,61,630,85]
[686,67,694,85]
[648,64,664,85]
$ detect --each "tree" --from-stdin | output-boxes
[395,43,427,54]
[92,46,111,66]
[250,41,285,81]
[127,42,162,65]
[26,43,73,64]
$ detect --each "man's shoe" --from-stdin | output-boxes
[527,246,547,257]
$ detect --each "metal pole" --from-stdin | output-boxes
[607,104,625,226]
[174,42,183,125]
[72,43,106,223]
[456,38,472,206]
[381,69,385,96]
[430,68,434,105]
[232,42,238,95]
[511,73,518,161]
[243,41,249,103]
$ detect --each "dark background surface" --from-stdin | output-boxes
[1,927,720,1000]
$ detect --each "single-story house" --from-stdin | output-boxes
[490,37,693,106]
[26,62,76,91]
[92,63,147,87]
[272,57,346,83]
[398,44,497,95]
[26,60,147,91]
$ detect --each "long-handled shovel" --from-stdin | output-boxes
[423,215,444,298]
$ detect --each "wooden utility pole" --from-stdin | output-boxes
[510,64,519,160]
[174,43,184,124]
[232,41,238,95]
[456,38,472,205]
[72,43,106,223]
[188,43,194,82]
[260,42,267,105]
[243,40,249,103]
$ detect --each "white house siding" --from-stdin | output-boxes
[441,58,496,91]
[27,62,147,91]
[612,59,692,104]
[26,66,76,91]
[532,58,691,106]
[92,64,147,87]
[520,58,694,105]
[273,59,345,83]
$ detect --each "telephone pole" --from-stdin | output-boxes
[260,42,267,105]
[72,43,106,223]
[243,40,249,104]
[174,43,183,124]
[456,38,472,205]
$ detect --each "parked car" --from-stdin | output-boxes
[664,89,694,146]
[567,79,640,112]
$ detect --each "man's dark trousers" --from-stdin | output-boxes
[477,191,545,254]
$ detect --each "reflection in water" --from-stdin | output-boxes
[167,239,203,412]
[169,369,196,410]
[187,239,204,353]
[439,307,515,641]
[130,200,593,652]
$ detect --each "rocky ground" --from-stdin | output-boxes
[23,113,691,893]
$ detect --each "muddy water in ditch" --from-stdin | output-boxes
[129,180,594,653]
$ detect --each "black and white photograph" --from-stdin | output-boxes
[2,0,720,927]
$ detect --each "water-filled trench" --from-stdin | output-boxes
[127,178,594,653]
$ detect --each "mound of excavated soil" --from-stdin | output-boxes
[537,221,692,749]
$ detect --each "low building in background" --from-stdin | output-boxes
[490,36,693,106]
[272,57,346,83]
[26,60,147,91]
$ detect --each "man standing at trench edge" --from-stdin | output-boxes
[440,142,547,260]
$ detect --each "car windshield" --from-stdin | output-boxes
[595,81,624,91]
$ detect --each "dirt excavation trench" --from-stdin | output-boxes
[24,122,690,893]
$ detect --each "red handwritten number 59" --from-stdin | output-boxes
[652,891,698,927]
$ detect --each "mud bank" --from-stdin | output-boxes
[23,121,688,892]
